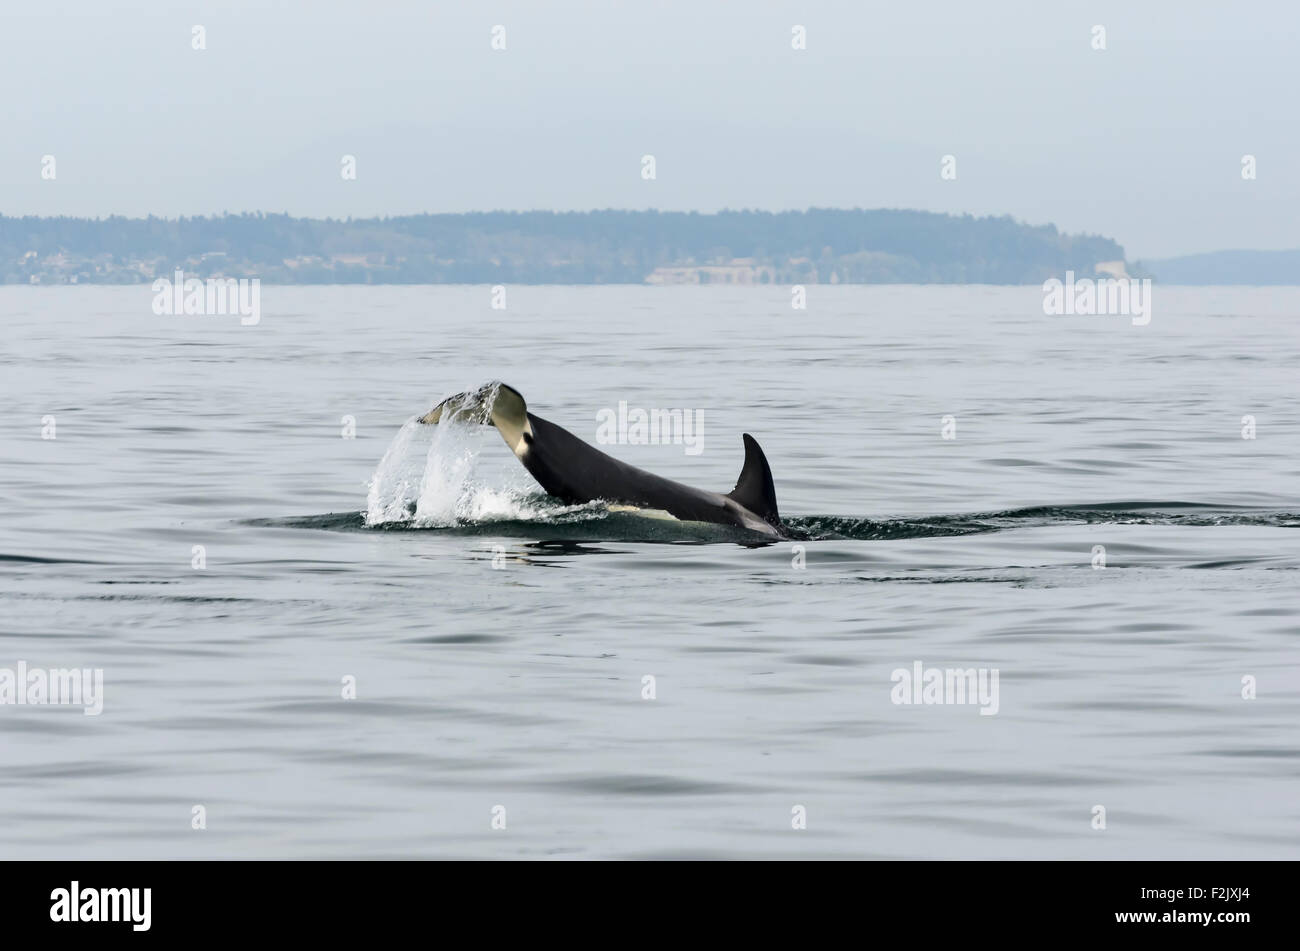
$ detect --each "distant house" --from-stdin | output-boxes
[646,258,776,285]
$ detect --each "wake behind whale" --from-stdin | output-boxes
[260,502,1300,543]
[302,384,1300,545]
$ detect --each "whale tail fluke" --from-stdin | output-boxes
[727,433,781,529]
[419,381,517,426]
[418,381,533,456]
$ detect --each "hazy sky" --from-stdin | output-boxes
[2,0,1296,259]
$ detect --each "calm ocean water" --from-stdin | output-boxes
[1,284,1297,859]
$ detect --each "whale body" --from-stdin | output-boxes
[419,383,786,538]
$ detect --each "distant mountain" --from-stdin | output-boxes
[1,209,1127,286]
[1139,249,1300,285]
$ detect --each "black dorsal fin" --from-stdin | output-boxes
[727,433,780,526]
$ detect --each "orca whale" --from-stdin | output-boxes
[419,382,786,538]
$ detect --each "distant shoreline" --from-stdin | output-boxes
[2,208,1127,287]
[5,210,1298,286]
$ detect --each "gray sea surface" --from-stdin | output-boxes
[1,284,1297,859]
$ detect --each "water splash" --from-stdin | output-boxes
[364,394,605,529]
[363,417,426,526]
